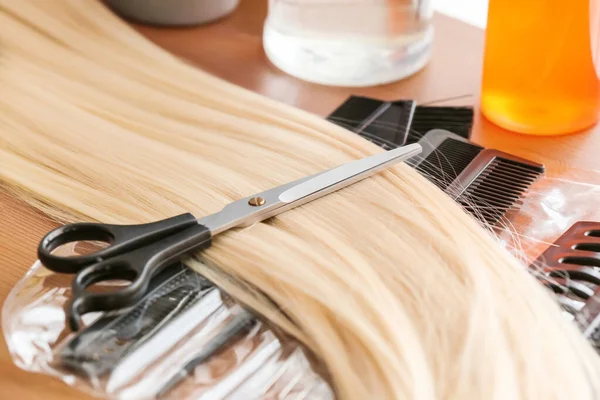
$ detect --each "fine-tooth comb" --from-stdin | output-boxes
[406,105,474,145]
[55,263,213,377]
[408,129,545,225]
[327,95,474,148]
[327,96,416,150]
[532,222,600,318]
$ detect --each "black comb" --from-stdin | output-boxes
[405,106,474,145]
[407,129,482,190]
[409,130,545,226]
[55,263,212,377]
[327,95,474,148]
[327,96,416,150]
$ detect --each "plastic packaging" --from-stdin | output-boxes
[2,251,333,399]
[492,167,600,342]
[494,167,600,265]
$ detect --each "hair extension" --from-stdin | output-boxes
[1,1,600,399]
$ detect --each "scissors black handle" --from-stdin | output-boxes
[37,213,212,330]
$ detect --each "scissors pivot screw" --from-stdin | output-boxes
[248,197,266,207]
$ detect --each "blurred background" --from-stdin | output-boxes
[434,0,488,28]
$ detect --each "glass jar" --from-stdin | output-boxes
[263,0,434,87]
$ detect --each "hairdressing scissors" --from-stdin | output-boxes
[37,143,422,330]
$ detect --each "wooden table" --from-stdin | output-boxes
[1,1,598,398]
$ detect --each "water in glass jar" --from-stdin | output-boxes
[263,0,433,87]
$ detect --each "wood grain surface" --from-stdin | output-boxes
[1,0,598,398]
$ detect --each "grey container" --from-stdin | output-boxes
[105,0,240,26]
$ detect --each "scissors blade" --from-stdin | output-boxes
[199,143,422,235]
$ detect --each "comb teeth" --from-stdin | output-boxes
[415,138,482,190]
[410,130,544,226]
[327,96,416,149]
[452,153,544,225]
[327,96,474,149]
[530,222,600,351]
[531,222,600,311]
[328,96,542,226]
[326,96,383,132]
[406,106,474,145]
[356,100,415,148]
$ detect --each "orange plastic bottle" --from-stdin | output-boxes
[481,0,600,135]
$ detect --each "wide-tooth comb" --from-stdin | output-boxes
[327,96,416,150]
[409,129,545,225]
[532,222,600,317]
[530,221,600,353]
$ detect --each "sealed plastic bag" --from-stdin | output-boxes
[2,248,333,400]
[496,167,600,265]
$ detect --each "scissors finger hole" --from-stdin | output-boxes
[49,239,113,260]
[44,226,114,258]
[51,239,111,257]
[85,277,136,294]
[78,266,138,295]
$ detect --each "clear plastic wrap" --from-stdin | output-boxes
[495,166,600,265]
[2,244,333,400]
[493,166,600,339]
